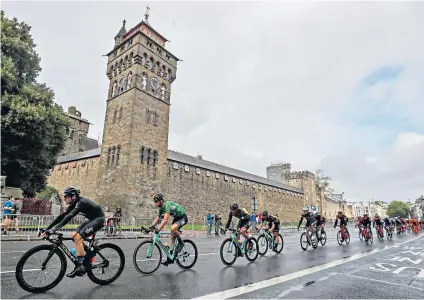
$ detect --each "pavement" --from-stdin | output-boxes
[1,228,423,299]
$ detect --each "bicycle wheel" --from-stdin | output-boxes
[16,244,67,293]
[310,233,318,249]
[359,230,364,241]
[337,231,343,245]
[87,243,125,285]
[274,234,284,254]
[344,231,351,244]
[257,234,268,256]
[300,232,308,251]
[176,239,198,270]
[320,231,327,246]
[245,237,259,262]
[220,238,237,266]
[133,240,162,275]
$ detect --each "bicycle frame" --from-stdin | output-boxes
[146,232,183,260]
[227,230,249,255]
[262,230,276,248]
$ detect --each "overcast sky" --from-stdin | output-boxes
[3,1,424,203]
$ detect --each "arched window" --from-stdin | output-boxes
[124,55,128,68]
[119,107,123,119]
[116,145,121,165]
[146,148,151,166]
[152,150,158,167]
[113,109,117,123]
[127,72,133,89]
[110,65,114,77]
[129,52,134,65]
[112,80,118,97]
[107,147,111,165]
[111,146,116,164]
[118,77,124,93]
[140,146,145,163]
[119,59,123,72]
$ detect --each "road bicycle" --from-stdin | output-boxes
[315,226,327,246]
[385,225,394,240]
[336,225,350,245]
[133,226,198,274]
[375,225,384,242]
[219,228,259,266]
[362,227,373,244]
[15,230,125,293]
[299,224,318,251]
[257,228,284,256]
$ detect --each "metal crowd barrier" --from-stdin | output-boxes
[0,213,198,240]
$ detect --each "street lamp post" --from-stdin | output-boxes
[251,196,258,213]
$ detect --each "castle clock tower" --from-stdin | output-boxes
[97,13,179,217]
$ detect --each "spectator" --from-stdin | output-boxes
[10,197,20,232]
[251,211,257,232]
[2,197,13,235]
[206,210,214,236]
[214,213,222,236]
[258,211,263,226]
[113,207,122,235]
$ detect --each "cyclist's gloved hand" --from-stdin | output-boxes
[333,225,336,229]
[46,228,56,235]
[297,226,300,231]
[154,229,160,234]
[149,226,155,231]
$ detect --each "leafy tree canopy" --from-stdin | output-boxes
[387,200,410,218]
[1,11,69,196]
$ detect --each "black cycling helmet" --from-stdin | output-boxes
[152,193,164,202]
[337,211,343,215]
[230,203,238,210]
[262,210,268,218]
[64,187,80,198]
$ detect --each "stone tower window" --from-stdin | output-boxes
[113,109,117,123]
[146,108,151,123]
[129,52,134,66]
[152,150,158,167]
[111,146,116,164]
[112,80,118,97]
[153,112,158,126]
[119,107,123,120]
[118,59,123,73]
[127,72,133,89]
[140,146,145,163]
[110,65,114,77]
[124,55,128,68]
[107,147,111,165]
[116,145,121,165]
[146,148,151,166]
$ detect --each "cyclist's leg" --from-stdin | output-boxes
[273,223,279,247]
[171,214,188,253]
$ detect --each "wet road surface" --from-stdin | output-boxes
[1,229,423,299]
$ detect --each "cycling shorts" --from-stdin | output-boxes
[172,214,188,228]
[269,222,280,232]
[76,217,105,239]
[237,218,251,230]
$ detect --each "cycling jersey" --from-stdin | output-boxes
[334,214,348,227]
[225,208,250,229]
[314,215,326,226]
[298,212,315,228]
[47,197,105,230]
[360,217,372,229]
[263,215,280,225]
[158,201,186,218]
[383,219,392,227]
[373,217,383,226]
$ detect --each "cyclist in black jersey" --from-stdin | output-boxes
[42,187,105,277]
[225,203,252,241]
[297,207,315,230]
[257,210,280,250]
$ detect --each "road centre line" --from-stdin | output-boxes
[194,235,423,299]
[346,274,424,291]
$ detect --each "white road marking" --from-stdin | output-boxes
[346,274,424,291]
[1,251,26,254]
[1,268,40,274]
[194,235,423,299]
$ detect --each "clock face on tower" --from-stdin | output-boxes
[150,77,158,90]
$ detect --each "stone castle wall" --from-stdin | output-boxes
[47,156,100,202]
[164,160,304,223]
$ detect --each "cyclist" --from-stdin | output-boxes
[360,214,372,238]
[383,217,393,232]
[150,193,188,266]
[399,216,408,232]
[314,212,326,239]
[224,203,252,245]
[257,210,280,251]
[373,213,384,237]
[42,187,105,278]
[334,211,349,237]
[297,207,316,231]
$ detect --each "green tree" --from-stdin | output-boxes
[1,11,69,196]
[315,169,334,197]
[36,186,59,200]
[387,201,410,218]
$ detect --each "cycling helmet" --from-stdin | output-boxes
[338,211,343,215]
[152,193,164,202]
[230,203,238,210]
[64,187,80,198]
[302,207,309,212]
[262,210,268,218]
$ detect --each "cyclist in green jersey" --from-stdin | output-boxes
[150,193,188,266]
